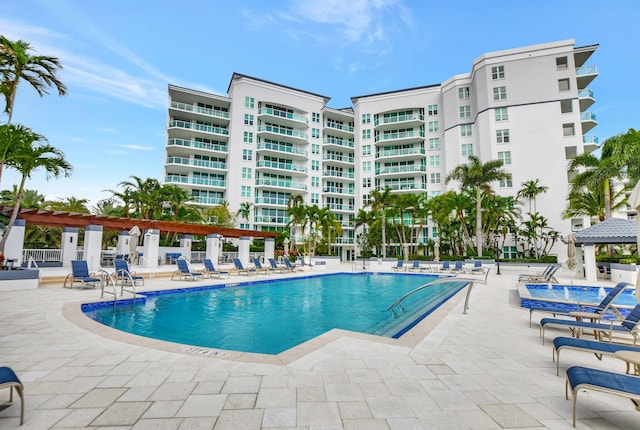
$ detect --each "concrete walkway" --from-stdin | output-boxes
[1,265,639,429]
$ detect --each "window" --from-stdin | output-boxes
[430,173,441,184]
[311,143,320,154]
[496,129,510,143]
[499,174,513,188]
[498,151,511,165]
[461,143,473,156]
[427,104,438,115]
[362,161,371,172]
[563,123,575,136]
[495,107,508,121]
[311,193,319,204]
[312,128,320,138]
[558,78,570,91]
[362,129,371,140]
[312,112,320,123]
[244,114,254,125]
[560,99,573,113]
[241,185,251,198]
[430,191,442,198]
[493,86,507,100]
[428,121,439,132]
[429,155,440,167]
[429,138,440,150]
[362,113,370,124]
[242,149,252,161]
[244,96,254,108]
[491,65,505,80]
[311,160,319,171]
[311,177,319,187]
[241,167,252,179]
[460,124,472,137]
[556,56,568,70]
[459,105,471,118]
[363,177,371,188]
[432,226,438,238]
[362,145,371,156]
[363,194,371,206]
[243,131,253,143]
[458,87,470,100]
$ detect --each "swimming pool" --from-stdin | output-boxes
[83,273,468,354]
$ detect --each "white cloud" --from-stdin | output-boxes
[119,144,155,151]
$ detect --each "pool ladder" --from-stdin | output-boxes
[99,268,138,302]
[386,269,490,316]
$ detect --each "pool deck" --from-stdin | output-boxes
[1,264,639,429]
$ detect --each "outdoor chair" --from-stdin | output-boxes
[553,336,640,376]
[171,258,203,281]
[407,260,421,272]
[252,258,270,274]
[283,257,302,272]
[518,264,560,283]
[0,366,24,425]
[232,258,256,276]
[113,258,144,286]
[202,258,229,278]
[392,260,404,271]
[268,258,286,272]
[63,260,101,289]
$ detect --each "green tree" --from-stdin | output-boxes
[446,155,508,256]
[369,187,394,258]
[0,124,47,187]
[317,206,342,256]
[44,196,90,213]
[0,36,67,123]
[237,201,253,228]
[517,179,548,214]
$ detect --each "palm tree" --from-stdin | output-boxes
[354,208,379,255]
[369,187,394,258]
[317,206,342,256]
[237,201,253,228]
[0,124,46,189]
[0,36,67,123]
[446,155,509,256]
[44,196,90,213]
[0,129,72,252]
[517,179,548,214]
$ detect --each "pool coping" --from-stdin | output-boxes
[62,272,469,366]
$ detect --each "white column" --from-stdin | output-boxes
[4,219,26,265]
[141,229,160,269]
[264,238,275,263]
[206,234,221,264]
[61,227,79,267]
[583,244,597,282]
[238,236,251,266]
[180,234,192,261]
[116,230,130,255]
[82,225,103,272]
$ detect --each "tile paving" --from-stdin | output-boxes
[1,265,639,429]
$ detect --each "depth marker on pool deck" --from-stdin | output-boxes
[183,347,229,357]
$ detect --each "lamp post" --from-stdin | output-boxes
[494,233,501,275]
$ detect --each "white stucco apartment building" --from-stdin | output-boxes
[165,39,599,261]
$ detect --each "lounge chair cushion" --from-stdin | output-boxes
[0,366,24,425]
[553,336,640,375]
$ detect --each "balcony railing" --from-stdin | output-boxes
[167,138,228,153]
[324,203,355,211]
[165,176,226,188]
[258,108,308,124]
[256,160,308,174]
[375,165,426,175]
[254,216,288,224]
[333,237,355,244]
[170,101,230,119]
[257,125,308,140]
[374,130,425,143]
[323,138,354,148]
[578,89,594,99]
[257,142,308,157]
[323,154,354,163]
[255,178,307,190]
[255,197,289,206]
[323,187,354,195]
[322,170,354,179]
[374,113,424,126]
[376,147,426,159]
[192,196,225,205]
[376,183,427,191]
[580,112,597,121]
[323,122,354,133]
[168,120,229,135]
[166,156,226,170]
[583,135,599,145]
[576,65,598,76]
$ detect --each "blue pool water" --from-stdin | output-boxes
[83,273,468,354]
[526,284,637,306]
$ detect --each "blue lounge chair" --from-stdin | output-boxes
[113,258,144,286]
[518,264,560,283]
[451,260,464,273]
[407,260,421,272]
[566,366,640,427]
[540,304,640,345]
[283,257,302,272]
[0,367,24,425]
[437,261,451,273]
[470,260,484,273]
[172,258,203,281]
[233,258,256,276]
[63,260,101,289]
[202,258,229,278]
[252,258,270,274]
[553,336,640,375]
[529,282,629,327]
[392,260,404,271]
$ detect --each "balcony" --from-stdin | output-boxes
[255,178,307,191]
[256,142,308,160]
[375,147,426,160]
[167,139,228,157]
[576,65,598,90]
[374,130,425,145]
[322,153,354,166]
[376,183,428,193]
[323,203,355,212]
[323,137,354,149]
[578,89,595,111]
[254,197,289,207]
[333,237,355,244]
[165,156,226,174]
[580,111,598,133]
[583,134,600,153]
[168,120,229,140]
[258,108,308,126]
[322,187,354,196]
[170,101,230,122]
[374,113,424,130]
[323,121,353,133]
[191,196,225,206]
[165,175,226,189]
[254,215,288,225]
[255,160,308,175]
[322,170,355,180]
[257,125,308,144]
[375,165,426,177]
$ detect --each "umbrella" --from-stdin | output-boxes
[128,225,141,263]
[566,233,577,271]
[433,241,440,263]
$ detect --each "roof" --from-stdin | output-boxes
[0,207,278,239]
[574,218,637,245]
[227,73,331,102]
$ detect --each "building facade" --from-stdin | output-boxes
[165,39,598,260]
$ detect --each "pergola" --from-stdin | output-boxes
[0,206,279,239]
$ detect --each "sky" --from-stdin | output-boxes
[1,0,639,209]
